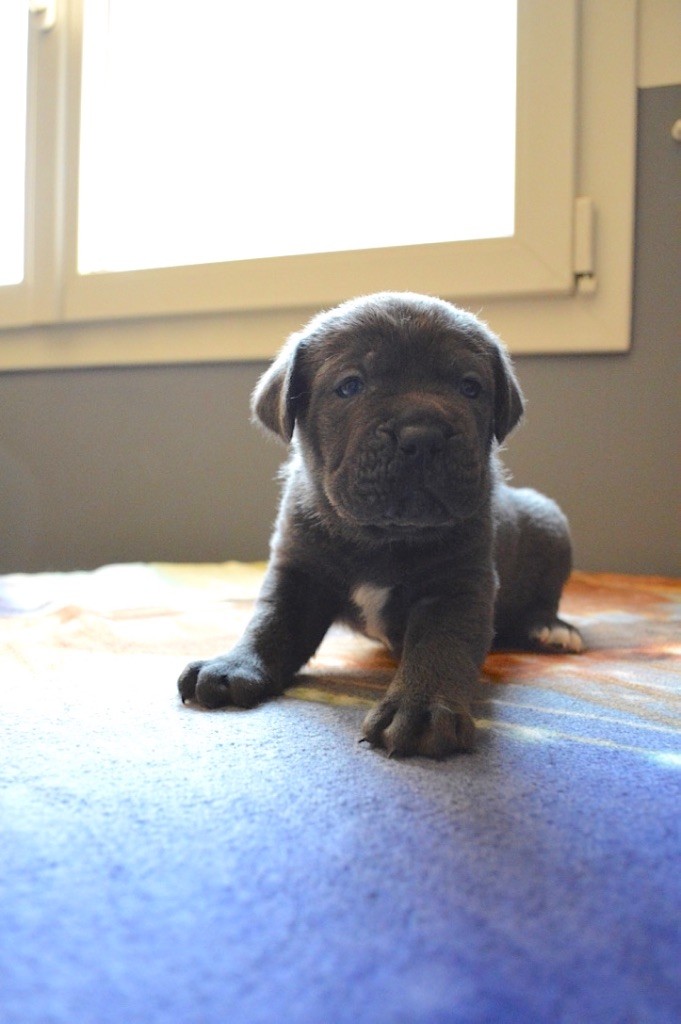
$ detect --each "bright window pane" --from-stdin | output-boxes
[0,6,28,286]
[78,0,516,275]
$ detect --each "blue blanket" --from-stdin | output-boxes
[1,565,679,1023]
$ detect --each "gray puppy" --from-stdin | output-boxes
[178,292,583,758]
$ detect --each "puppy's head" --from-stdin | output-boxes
[253,292,523,533]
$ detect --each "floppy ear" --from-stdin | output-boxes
[490,337,525,442]
[251,332,307,443]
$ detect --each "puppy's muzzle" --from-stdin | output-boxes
[328,411,483,529]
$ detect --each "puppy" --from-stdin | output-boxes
[178,292,583,758]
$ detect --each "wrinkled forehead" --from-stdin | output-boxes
[304,300,496,380]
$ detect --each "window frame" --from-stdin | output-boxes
[0,0,637,368]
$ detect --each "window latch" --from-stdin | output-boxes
[574,196,597,295]
[28,0,57,32]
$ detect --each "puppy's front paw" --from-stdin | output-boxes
[361,693,476,759]
[177,654,276,709]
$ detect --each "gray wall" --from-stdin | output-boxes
[1,86,679,576]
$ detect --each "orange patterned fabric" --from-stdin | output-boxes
[1,564,678,738]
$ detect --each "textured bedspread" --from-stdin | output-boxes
[1,564,679,1024]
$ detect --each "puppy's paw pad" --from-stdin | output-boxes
[530,621,584,654]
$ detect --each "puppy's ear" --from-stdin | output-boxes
[251,332,307,442]
[490,337,525,442]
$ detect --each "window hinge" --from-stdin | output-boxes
[28,0,57,32]
[574,196,597,294]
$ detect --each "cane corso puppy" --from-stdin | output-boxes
[178,292,583,758]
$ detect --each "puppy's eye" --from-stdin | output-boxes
[459,375,482,399]
[335,376,364,399]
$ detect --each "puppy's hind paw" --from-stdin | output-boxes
[529,618,584,654]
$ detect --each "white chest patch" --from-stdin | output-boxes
[351,584,391,647]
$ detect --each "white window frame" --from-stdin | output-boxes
[0,1,637,369]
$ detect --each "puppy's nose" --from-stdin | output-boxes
[396,423,448,457]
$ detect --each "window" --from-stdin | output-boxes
[78,1,517,273]
[0,5,28,288]
[0,1,637,368]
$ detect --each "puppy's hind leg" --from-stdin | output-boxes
[494,603,584,654]
[521,525,584,655]
[495,487,584,654]
[494,593,584,654]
